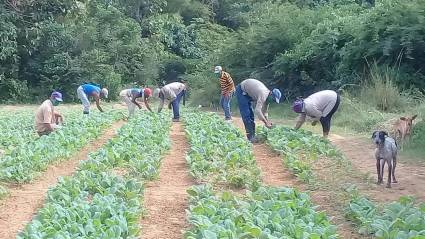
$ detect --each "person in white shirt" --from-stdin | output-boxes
[156,82,187,122]
[292,90,341,138]
[119,88,152,117]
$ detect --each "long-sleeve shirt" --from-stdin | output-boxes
[240,79,270,123]
[158,82,186,112]
[219,71,235,95]
[296,90,338,126]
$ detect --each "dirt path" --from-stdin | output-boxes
[0,120,125,239]
[140,122,193,239]
[232,118,300,188]
[232,117,361,238]
[330,134,425,202]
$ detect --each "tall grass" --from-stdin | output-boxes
[359,63,405,112]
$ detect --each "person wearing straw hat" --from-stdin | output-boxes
[236,79,282,143]
[77,83,108,114]
[35,91,64,136]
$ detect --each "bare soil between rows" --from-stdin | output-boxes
[232,117,361,239]
[330,134,425,203]
[0,120,125,239]
[140,122,194,239]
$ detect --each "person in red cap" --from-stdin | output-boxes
[119,87,153,117]
[35,91,64,136]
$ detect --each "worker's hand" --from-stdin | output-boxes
[311,121,318,126]
[265,121,273,129]
[52,124,62,130]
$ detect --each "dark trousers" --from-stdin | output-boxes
[320,94,341,134]
[37,129,53,136]
[171,90,186,119]
[236,84,255,140]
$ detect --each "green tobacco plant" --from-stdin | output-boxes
[346,193,425,238]
[185,184,338,239]
[18,112,171,238]
[258,126,343,183]
[0,110,125,183]
[184,111,261,190]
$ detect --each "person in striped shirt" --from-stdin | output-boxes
[214,66,235,121]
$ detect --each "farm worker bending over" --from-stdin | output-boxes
[119,88,153,117]
[77,83,108,114]
[35,91,64,136]
[156,82,187,122]
[236,79,282,142]
[292,90,340,138]
[214,66,235,121]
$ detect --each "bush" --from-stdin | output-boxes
[360,63,405,112]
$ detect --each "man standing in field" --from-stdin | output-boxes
[214,66,235,121]
[236,79,282,142]
[35,91,64,136]
[292,90,340,138]
[156,81,187,122]
[119,87,153,117]
[76,83,108,114]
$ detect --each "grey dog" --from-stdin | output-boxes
[372,131,398,188]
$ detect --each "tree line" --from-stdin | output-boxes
[1,0,424,104]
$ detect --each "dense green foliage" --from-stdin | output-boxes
[184,111,261,189]
[185,184,338,238]
[258,126,342,182]
[0,109,124,182]
[18,112,171,238]
[346,194,425,238]
[1,0,424,104]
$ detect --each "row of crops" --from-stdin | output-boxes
[184,112,261,189]
[2,106,423,238]
[258,124,425,239]
[257,126,342,183]
[183,111,338,238]
[18,113,171,238]
[0,110,125,183]
[346,194,425,238]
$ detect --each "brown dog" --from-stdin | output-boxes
[393,115,417,147]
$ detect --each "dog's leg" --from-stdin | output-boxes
[386,160,392,188]
[392,156,397,183]
[380,159,385,184]
[376,158,382,184]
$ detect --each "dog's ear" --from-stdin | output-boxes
[412,115,418,121]
[400,117,407,121]
[383,131,388,136]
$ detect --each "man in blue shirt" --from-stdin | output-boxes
[77,83,108,114]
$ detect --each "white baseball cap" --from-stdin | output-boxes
[214,66,222,74]
[101,88,108,98]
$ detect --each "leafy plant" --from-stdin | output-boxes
[184,111,261,189]
[0,110,124,183]
[185,184,338,238]
[18,112,171,238]
[258,126,343,183]
[346,193,425,238]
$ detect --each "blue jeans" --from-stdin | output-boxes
[220,93,233,120]
[236,84,255,140]
[171,90,186,119]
